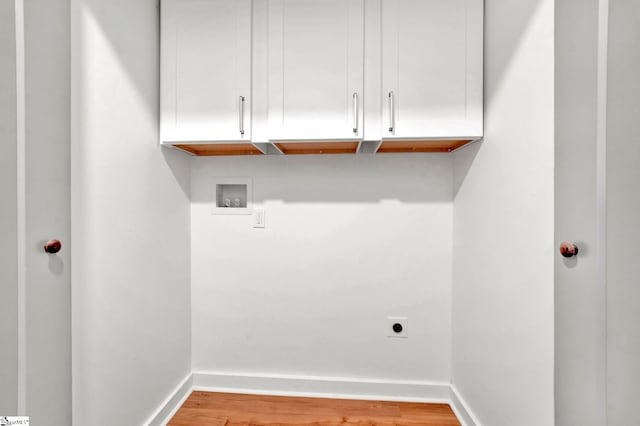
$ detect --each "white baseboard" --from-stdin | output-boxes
[192,371,451,404]
[145,373,194,426]
[145,371,480,426]
[450,384,481,426]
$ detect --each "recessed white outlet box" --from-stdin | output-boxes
[253,208,265,228]
[212,177,253,215]
[387,317,408,338]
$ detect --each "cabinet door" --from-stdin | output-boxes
[161,0,251,143]
[268,0,364,141]
[382,0,483,139]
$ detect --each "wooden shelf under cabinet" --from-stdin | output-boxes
[377,139,473,153]
[274,141,360,155]
[166,139,478,156]
[173,143,264,156]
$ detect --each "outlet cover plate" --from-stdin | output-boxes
[387,316,408,338]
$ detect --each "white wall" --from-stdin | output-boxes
[0,0,18,415]
[606,0,640,422]
[191,154,453,389]
[70,0,192,424]
[451,0,555,424]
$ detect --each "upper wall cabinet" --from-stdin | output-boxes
[160,0,483,156]
[267,0,364,142]
[379,0,483,152]
[161,0,256,154]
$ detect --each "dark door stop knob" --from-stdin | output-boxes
[44,239,62,254]
[560,242,578,258]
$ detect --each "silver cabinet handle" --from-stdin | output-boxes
[388,91,394,133]
[353,92,359,134]
[239,96,245,136]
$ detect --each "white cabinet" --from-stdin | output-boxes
[381,0,483,141]
[161,0,252,144]
[267,0,364,141]
[159,0,484,155]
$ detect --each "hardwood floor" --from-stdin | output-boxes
[168,391,461,426]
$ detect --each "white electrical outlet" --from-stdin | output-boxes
[387,317,408,338]
[253,208,265,228]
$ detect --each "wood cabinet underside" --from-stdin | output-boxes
[170,139,477,156]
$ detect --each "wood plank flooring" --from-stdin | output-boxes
[168,392,461,426]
